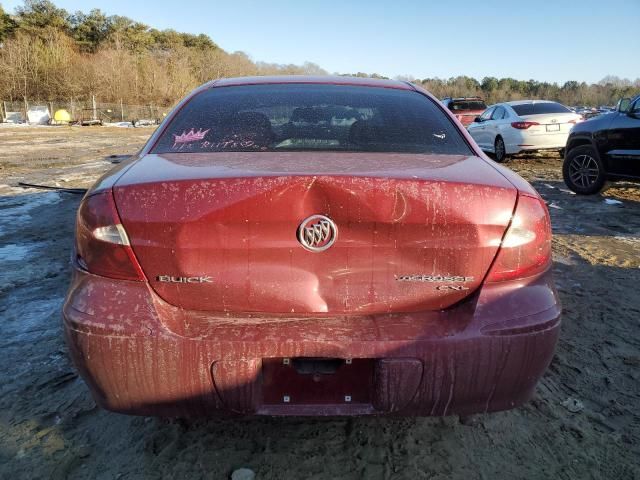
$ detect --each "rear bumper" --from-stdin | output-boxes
[506,130,570,154]
[63,268,560,417]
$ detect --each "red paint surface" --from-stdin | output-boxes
[64,76,561,417]
[63,267,560,417]
[113,153,517,313]
[455,110,486,127]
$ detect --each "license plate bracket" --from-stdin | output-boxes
[262,357,374,405]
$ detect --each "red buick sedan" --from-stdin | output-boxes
[63,76,560,417]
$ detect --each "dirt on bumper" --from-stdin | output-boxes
[63,268,560,417]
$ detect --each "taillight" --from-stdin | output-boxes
[75,191,145,281]
[486,194,551,282]
[511,121,540,129]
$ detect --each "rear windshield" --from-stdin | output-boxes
[511,102,571,116]
[152,84,472,155]
[448,101,487,112]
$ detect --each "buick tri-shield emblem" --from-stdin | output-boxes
[297,215,338,252]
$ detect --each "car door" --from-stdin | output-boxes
[606,96,640,177]
[469,106,495,150]
[487,106,507,150]
[494,106,518,153]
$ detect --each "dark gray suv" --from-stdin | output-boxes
[563,94,640,194]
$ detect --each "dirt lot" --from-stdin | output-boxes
[0,125,639,480]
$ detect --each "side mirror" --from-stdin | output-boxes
[617,98,631,113]
[473,116,482,123]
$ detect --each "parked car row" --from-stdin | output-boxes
[569,105,615,119]
[442,95,640,194]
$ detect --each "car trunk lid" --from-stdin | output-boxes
[113,152,517,314]
[520,112,581,134]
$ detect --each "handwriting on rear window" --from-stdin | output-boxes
[171,139,266,151]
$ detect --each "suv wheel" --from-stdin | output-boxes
[494,136,508,163]
[562,145,606,194]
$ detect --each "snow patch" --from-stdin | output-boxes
[0,243,33,261]
[10,297,63,333]
[0,191,62,224]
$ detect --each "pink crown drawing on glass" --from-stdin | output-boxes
[172,128,210,146]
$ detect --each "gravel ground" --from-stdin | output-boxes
[0,126,638,480]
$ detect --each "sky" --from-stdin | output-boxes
[3,0,639,84]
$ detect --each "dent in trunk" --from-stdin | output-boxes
[115,171,516,314]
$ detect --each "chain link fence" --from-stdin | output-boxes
[1,98,171,125]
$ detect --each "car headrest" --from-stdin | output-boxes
[290,107,325,124]
[348,120,385,145]
[223,111,274,145]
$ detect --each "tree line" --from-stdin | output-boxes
[0,0,638,108]
[414,75,639,107]
[0,0,327,107]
